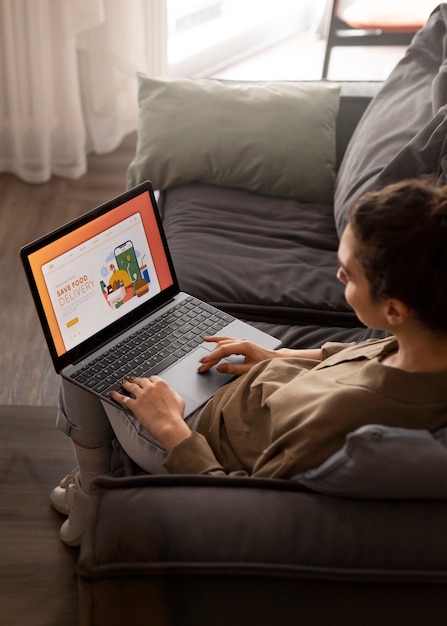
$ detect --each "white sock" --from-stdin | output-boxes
[72,442,112,493]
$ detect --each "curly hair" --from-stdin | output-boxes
[348,178,447,334]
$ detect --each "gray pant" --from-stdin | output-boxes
[56,378,203,474]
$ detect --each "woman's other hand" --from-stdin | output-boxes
[197,336,278,376]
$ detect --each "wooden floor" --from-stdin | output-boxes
[1,132,137,407]
[0,405,79,626]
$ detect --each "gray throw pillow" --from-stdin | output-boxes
[334,5,447,237]
[127,75,340,204]
[294,424,447,499]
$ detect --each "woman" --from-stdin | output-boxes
[51,178,447,546]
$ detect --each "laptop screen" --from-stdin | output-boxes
[22,182,178,369]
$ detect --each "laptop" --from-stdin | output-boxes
[21,181,281,416]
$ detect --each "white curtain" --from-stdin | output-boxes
[0,0,167,183]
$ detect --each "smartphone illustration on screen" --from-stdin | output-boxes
[114,240,141,289]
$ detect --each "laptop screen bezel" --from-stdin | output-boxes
[20,181,179,373]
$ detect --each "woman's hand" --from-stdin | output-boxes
[198,336,324,376]
[197,336,279,376]
[110,376,191,451]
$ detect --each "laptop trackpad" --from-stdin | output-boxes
[159,346,235,416]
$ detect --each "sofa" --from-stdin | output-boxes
[77,5,447,626]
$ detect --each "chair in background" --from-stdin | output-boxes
[322,0,436,79]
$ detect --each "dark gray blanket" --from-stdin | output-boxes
[335,3,447,236]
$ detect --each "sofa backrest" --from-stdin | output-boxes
[335,82,382,170]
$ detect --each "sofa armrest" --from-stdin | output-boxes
[78,474,447,626]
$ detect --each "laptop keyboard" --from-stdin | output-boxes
[70,296,234,398]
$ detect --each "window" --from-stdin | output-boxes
[168,0,324,76]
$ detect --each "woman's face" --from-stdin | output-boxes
[337,223,387,330]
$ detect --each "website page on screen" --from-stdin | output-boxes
[41,212,161,352]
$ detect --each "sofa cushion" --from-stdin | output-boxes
[127,75,340,204]
[295,424,447,499]
[334,4,447,236]
[159,182,357,326]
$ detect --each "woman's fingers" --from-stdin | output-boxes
[110,375,151,409]
[198,338,257,374]
[198,340,240,370]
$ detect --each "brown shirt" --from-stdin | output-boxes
[164,337,447,478]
